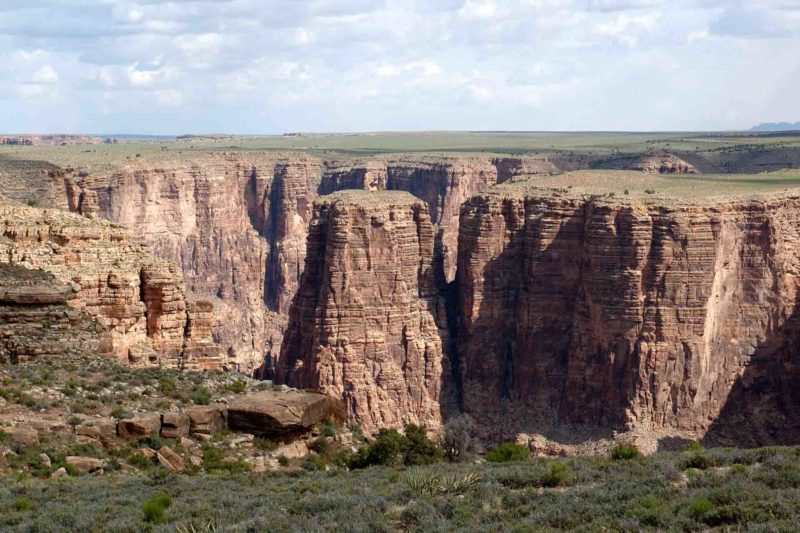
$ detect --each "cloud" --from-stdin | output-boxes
[31,65,59,84]
[0,0,797,133]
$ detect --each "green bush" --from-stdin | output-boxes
[610,442,641,460]
[158,378,177,396]
[277,455,289,467]
[0,428,7,443]
[485,443,529,463]
[540,462,573,487]
[688,496,713,521]
[403,424,441,466]
[191,387,212,405]
[348,425,441,469]
[319,420,337,438]
[683,452,715,470]
[223,381,247,394]
[302,456,326,471]
[142,492,172,524]
[14,497,33,512]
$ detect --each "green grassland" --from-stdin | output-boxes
[503,169,800,200]
[2,130,800,167]
[2,445,800,531]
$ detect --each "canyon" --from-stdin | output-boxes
[2,139,800,448]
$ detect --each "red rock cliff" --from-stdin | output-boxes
[277,191,448,433]
[457,183,800,445]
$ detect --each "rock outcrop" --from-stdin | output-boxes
[277,191,448,433]
[228,390,343,437]
[456,180,800,445]
[0,263,109,362]
[0,199,219,368]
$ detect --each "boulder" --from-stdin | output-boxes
[269,440,308,461]
[117,413,160,440]
[76,419,118,448]
[227,390,342,437]
[51,467,67,478]
[161,411,190,439]
[66,456,104,474]
[7,427,39,447]
[39,453,52,470]
[185,404,227,437]
[156,446,185,473]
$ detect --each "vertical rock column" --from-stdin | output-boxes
[278,191,448,433]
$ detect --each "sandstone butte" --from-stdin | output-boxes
[0,197,219,369]
[277,191,449,434]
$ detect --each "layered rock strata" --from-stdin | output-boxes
[62,153,553,372]
[457,182,800,444]
[0,263,108,362]
[0,199,218,368]
[277,191,448,433]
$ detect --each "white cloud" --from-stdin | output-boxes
[155,89,182,107]
[0,0,797,133]
[32,65,59,84]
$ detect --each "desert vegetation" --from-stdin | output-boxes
[3,439,800,531]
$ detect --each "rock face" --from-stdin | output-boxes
[62,153,562,373]
[456,183,800,445]
[0,199,219,368]
[277,191,448,433]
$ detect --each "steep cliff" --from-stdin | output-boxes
[70,153,323,373]
[65,153,552,373]
[0,198,219,368]
[457,178,800,445]
[278,191,448,433]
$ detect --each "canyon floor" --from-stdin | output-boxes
[3,131,800,530]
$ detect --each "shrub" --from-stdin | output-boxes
[142,492,173,524]
[403,424,441,466]
[540,462,573,487]
[302,456,326,471]
[223,381,247,394]
[308,437,329,456]
[14,497,33,512]
[485,443,529,463]
[610,442,641,460]
[361,428,407,467]
[0,428,7,443]
[348,425,441,469]
[684,441,704,452]
[191,387,212,405]
[319,420,337,438]
[253,437,277,451]
[278,455,289,467]
[688,496,713,521]
[683,452,715,470]
[440,414,476,462]
[158,378,177,396]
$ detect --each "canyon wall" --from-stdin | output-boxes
[0,198,218,369]
[277,191,448,433]
[65,153,558,373]
[457,183,800,444]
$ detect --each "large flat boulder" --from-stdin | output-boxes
[227,390,342,437]
[117,413,160,440]
[185,404,227,437]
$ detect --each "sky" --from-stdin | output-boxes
[0,0,799,134]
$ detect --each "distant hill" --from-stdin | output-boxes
[750,122,800,132]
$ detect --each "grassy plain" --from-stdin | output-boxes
[2,445,800,531]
